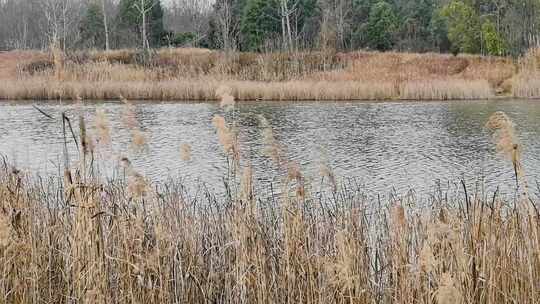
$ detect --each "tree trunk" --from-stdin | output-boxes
[141,0,149,50]
[101,0,110,50]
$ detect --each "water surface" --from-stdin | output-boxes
[1,99,539,196]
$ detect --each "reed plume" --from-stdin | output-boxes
[485,111,530,199]
[95,108,111,146]
[216,85,235,110]
[131,129,147,152]
[436,273,462,304]
[258,115,282,165]
[180,143,192,161]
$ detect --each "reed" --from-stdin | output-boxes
[401,79,494,100]
[512,47,540,98]
[0,79,400,101]
[0,48,519,101]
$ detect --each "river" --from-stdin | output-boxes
[1,99,539,196]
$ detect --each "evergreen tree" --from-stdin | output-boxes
[482,19,506,55]
[441,1,481,54]
[80,2,105,49]
[396,0,435,51]
[366,1,398,51]
[430,9,451,52]
[240,0,280,51]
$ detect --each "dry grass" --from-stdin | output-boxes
[0,107,538,303]
[0,79,400,101]
[513,73,540,98]
[512,48,540,98]
[0,48,523,101]
[401,79,493,100]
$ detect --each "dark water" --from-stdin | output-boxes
[1,99,539,195]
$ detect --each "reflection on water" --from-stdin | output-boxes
[0,99,539,196]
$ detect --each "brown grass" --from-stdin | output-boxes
[0,48,522,101]
[512,48,540,98]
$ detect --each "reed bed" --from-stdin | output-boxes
[512,73,540,98]
[401,79,494,100]
[2,163,539,304]
[512,47,540,98]
[0,79,399,101]
[0,48,519,101]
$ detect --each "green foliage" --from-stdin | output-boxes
[482,20,506,56]
[170,32,197,47]
[441,1,481,54]
[240,0,280,51]
[116,0,165,48]
[396,0,435,50]
[366,1,398,51]
[200,0,539,54]
[80,2,105,49]
[430,9,451,52]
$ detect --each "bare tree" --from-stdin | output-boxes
[216,0,236,52]
[167,0,212,44]
[101,0,110,50]
[279,0,300,51]
[133,0,155,51]
[40,0,83,50]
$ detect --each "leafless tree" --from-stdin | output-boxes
[167,0,212,44]
[133,0,156,50]
[279,0,300,51]
[40,0,83,50]
[101,0,110,50]
[215,0,237,52]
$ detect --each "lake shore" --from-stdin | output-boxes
[1,48,539,101]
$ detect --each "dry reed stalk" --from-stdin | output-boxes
[212,115,239,160]
[512,73,540,98]
[401,79,494,100]
[131,129,148,152]
[436,273,463,304]
[485,112,520,162]
[121,95,139,129]
[320,163,337,192]
[127,170,149,200]
[180,143,192,161]
[0,161,538,303]
[95,108,112,145]
[51,41,64,81]
[258,115,283,165]
[0,211,12,247]
[216,85,236,110]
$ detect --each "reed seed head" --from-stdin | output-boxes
[180,143,192,161]
[95,108,111,145]
[216,85,235,110]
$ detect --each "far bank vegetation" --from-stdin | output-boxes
[1,48,531,101]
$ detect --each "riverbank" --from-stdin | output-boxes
[1,48,539,101]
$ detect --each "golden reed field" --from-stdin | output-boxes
[1,47,540,101]
[0,85,538,303]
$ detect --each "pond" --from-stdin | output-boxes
[1,99,539,196]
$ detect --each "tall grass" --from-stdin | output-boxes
[401,79,493,100]
[0,79,399,101]
[0,48,517,101]
[0,98,538,303]
[513,47,540,98]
